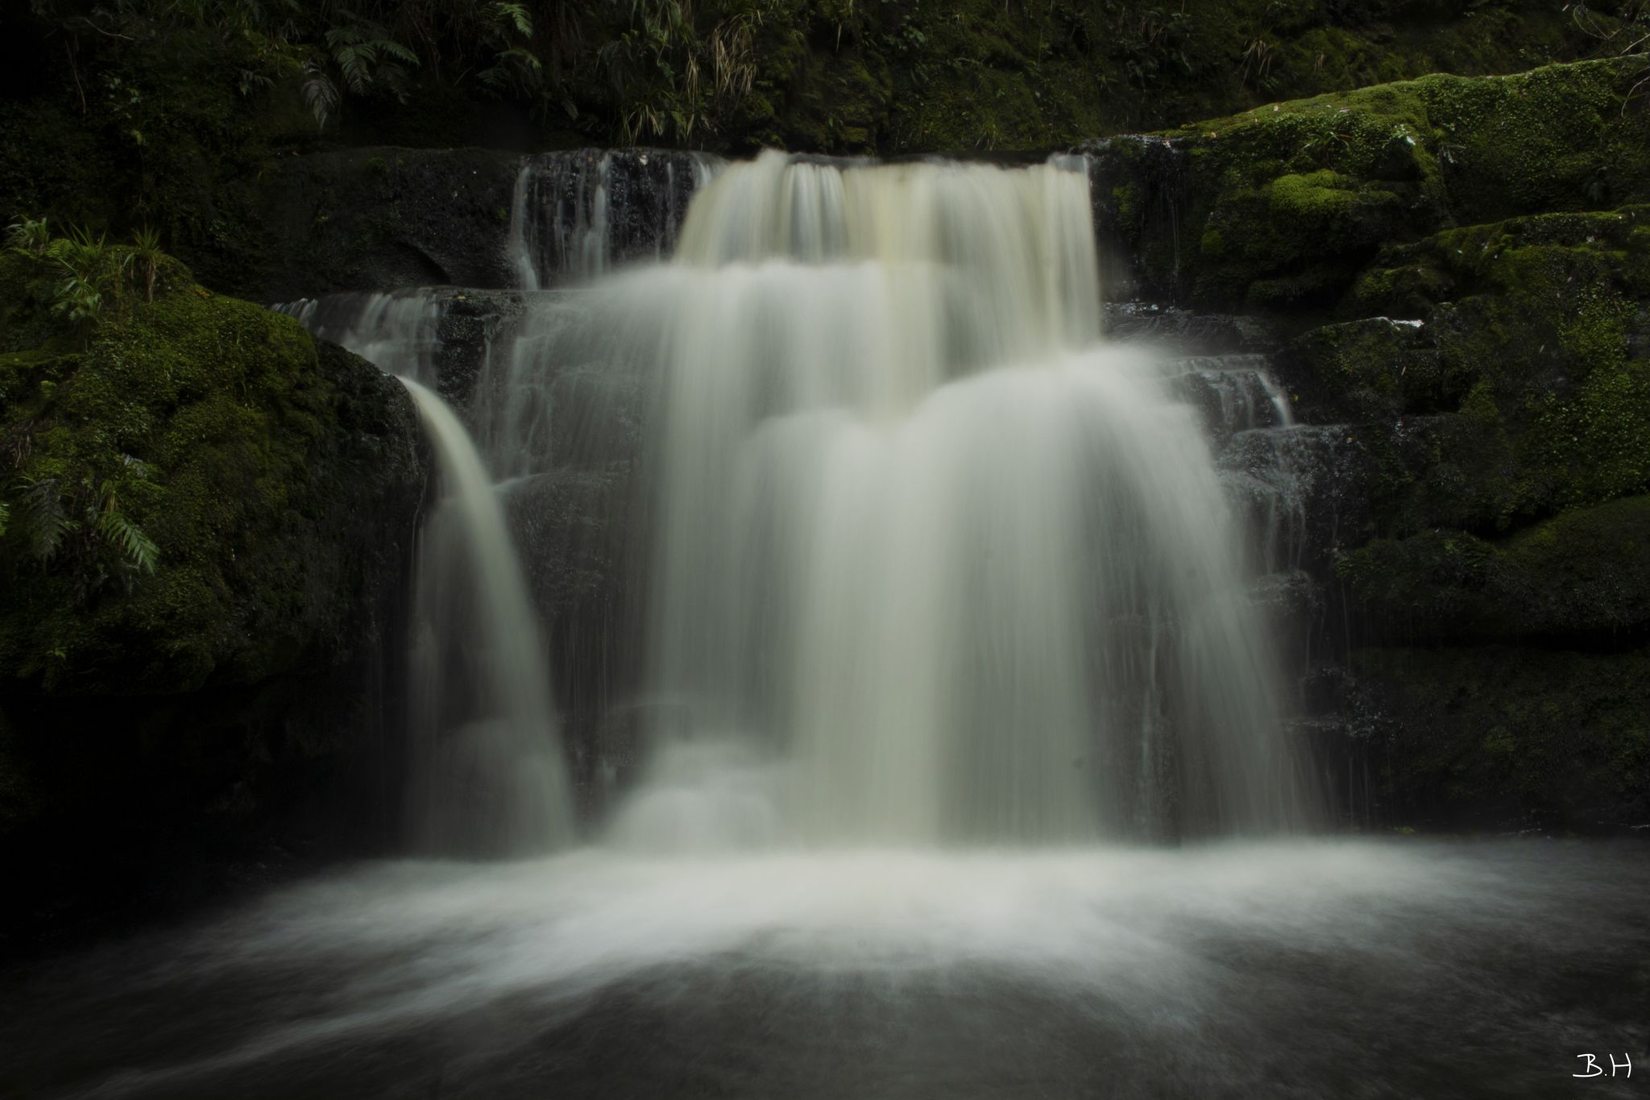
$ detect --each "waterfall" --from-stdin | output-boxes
[277,148,1309,851]
[603,151,1306,844]
[275,295,575,855]
[400,379,574,854]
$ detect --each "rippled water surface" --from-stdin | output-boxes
[3,840,1645,1098]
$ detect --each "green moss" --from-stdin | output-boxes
[1285,316,1443,423]
[1352,644,1650,829]
[1338,495,1650,642]
[1111,183,1142,226]
[1338,206,1650,528]
[769,46,896,152]
[863,0,1639,152]
[1290,205,1650,557]
[0,268,421,696]
[1140,57,1650,311]
[1270,169,1357,216]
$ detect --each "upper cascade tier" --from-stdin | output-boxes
[673,151,1101,358]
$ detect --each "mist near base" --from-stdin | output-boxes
[4,841,1644,1099]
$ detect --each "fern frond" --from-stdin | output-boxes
[379,39,418,66]
[97,508,160,574]
[331,43,371,92]
[492,1,533,38]
[303,63,340,125]
[19,478,71,562]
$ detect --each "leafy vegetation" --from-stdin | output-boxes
[0,208,427,933]
[0,220,193,611]
[0,230,422,697]
[9,0,1645,153]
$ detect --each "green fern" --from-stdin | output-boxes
[96,505,160,575]
[302,61,340,127]
[478,46,543,96]
[17,477,71,563]
[325,19,419,97]
[4,457,160,588]
[491,1,532,38]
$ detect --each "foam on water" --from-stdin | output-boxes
[6,841,1645,1098]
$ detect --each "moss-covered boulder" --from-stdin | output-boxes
[0,246,426,944]
[0,259,422,694]
[1337,496,1650,643]
[1270,207,1650,540]
[1356,208,1650,512]
[1345,645,1650,830]
[1283,316,1442,423]
[1095,58,1650,310]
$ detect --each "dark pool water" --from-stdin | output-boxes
[2,840,1645,1098]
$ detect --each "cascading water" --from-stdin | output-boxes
[400,379,573,854]
[282,151,1309,846]
[598,150,1307,844]
[275,294,574,855]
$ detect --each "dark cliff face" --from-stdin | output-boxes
[232,147,525,303]
[233,147,718,304]
[0,253,428,949]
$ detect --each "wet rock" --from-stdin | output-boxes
[1219,424,1374,574]
[1165,354,1291,443]
[513,150,720,286]
[250,147,523,301]
[503,468,639,792]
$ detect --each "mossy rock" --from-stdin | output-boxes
[0,267,424,696]
[864,0,1634,154]
[0,253,427,943]
[1338,495,1650,643]
[1283,316,1443,422]
[1334,206,1650,530]
[1348,644,1650,830]
[1100,57,1650,311]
